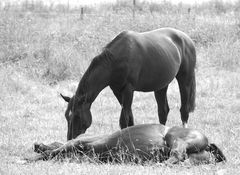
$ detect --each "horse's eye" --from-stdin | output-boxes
[77,95,86,105]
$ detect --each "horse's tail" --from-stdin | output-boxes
[179,31,196,113]
[206,143,226,163]
[187,33,197,113]
[189,70,196,112]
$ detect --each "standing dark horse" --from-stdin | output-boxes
[61,28,196,140]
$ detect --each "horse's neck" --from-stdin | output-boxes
[76,63,111,104]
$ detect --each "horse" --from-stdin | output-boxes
[61,27,196,140]
[26,124,226,164]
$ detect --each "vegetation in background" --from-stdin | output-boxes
[1,0,240,83]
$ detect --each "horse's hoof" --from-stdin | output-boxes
[16,158,28,164]
[33,142,43,153]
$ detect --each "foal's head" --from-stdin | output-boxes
[61,94,92,140]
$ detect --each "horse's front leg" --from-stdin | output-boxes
[111,84,134,129]
[32,140,83,161]
[42,139,85,159]
[154,86,169,125]
[34,142,63,153]
[119,84,134,129]
[24,142,64,162]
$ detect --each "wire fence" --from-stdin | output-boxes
[1,0,239,19]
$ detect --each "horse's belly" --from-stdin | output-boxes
[135,76,174,92]
[135,61,179,92]
[117,124,166,156]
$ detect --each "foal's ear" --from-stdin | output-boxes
[60,93,71,103]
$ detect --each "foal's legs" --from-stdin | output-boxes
[31,140,81,160]
[34,142,63,153]
[24,142,64,162]
[111,84,134,129]
[154,86,169,125]
[26,134,110,162]
[167,138,188,163]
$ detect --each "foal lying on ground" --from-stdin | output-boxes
[26,124,226,164]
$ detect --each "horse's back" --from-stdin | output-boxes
[107,28,195,92]
[140,28,196,73]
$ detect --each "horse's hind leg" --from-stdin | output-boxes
[154,86,169,125]
[176,70,196,128]
[166,138,188,164]
[188,151,211,164]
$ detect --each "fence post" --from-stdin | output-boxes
[133,0,136,18]
[80,7,84,20]
[67,0,69,13]
[25,0,28,10]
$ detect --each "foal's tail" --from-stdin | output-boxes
[206,143,226,163]
[189,71,196,112]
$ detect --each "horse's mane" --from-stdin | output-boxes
[76,48,114,98]
[104,31,127,49]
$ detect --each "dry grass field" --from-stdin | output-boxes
[1,1,240,174]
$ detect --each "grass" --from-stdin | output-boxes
[1,1,240,174]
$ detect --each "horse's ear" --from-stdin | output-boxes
[60,93,71,103]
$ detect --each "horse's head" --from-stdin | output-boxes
[61,94,92,140]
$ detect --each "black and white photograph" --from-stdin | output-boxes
[0,0,239,174]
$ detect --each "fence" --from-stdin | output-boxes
[0,0,238,19]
